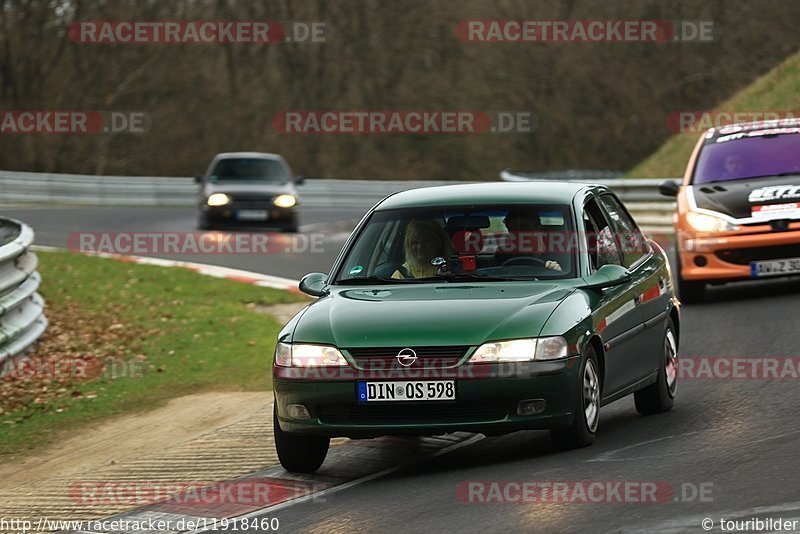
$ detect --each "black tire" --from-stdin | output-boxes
[677,268,705,304]
[273,406,329,473]
[634,318,678,415]
[197,213,212,230]
[550,345,600,450]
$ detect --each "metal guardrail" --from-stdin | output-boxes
[0,217,47,371]
[0,169,676,230]
[500,170,676,231]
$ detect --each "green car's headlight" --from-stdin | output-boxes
[469,337,568,362]
[207,193,232,207]
[275,342,348,367]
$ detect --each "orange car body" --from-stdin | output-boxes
[665,119,800,301]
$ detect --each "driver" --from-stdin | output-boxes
[500,210,563,271]
[392,220,453,279]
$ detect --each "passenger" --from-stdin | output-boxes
[392,220,452,279]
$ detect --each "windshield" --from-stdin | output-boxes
[210,158,290,183]
[693,131,800,184]
[334,204,578,283]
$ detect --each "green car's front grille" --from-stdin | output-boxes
[345,346,471,369]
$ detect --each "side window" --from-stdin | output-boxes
[598,194,650,268]
[583,198,622,271]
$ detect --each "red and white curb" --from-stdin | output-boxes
[31,245,302,293]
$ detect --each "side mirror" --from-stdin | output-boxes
[582,264,631,290]
[299,272,329,297]
[194,175,203,184]
[658,180,680,197]
[293,175,306,185]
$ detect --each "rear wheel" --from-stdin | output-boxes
[550,346,600,450]
[634,319,677,415]
[273,406,329,473]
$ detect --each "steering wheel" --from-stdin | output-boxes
[501,256,548,267]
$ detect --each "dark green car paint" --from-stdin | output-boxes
[274,182,679,438]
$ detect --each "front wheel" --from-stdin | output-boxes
[677,268,705,304]
[197,213,212,230]
[634,318,678,415]
[273,406,330,473]
[550,346,600,450]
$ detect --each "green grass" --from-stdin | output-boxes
[0,251,306,456]
[628,50,800,178]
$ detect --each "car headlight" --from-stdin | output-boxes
[274,342,348,367]
[207,193,232,207]
[685,210,739,233]
[273,194,297,208]
[468,337,568,363]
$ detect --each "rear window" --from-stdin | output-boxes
[693,131,800,184]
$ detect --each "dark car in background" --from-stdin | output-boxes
[196,152,303,232]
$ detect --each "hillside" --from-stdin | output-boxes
[628,49,800,178]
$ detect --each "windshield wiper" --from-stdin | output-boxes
[429,273,540,282]
[336,276,413,285]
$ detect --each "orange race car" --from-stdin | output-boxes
[660,118,800,303]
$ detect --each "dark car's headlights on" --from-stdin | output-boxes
[273,194,297,208]
[468,337,568,363]
[275,342,348,367]
[207,193,232,207]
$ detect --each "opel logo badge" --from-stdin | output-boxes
[396,348,417,367]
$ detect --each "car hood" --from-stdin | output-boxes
[289,282,575,348]
[691,175,800,220]
[203,181,296,196]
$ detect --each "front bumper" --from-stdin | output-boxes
[200,202,298,227]
[274,357,581,438]
[677,225,800,282]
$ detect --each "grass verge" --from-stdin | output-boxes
[628,50,800,178]
[0,251,306,456]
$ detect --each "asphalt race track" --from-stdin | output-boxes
[6,204,800,533]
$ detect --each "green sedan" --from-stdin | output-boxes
[273,182,680,473]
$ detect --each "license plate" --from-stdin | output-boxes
[356,380,455,403]
[236,210,268,221]
[750,257,800,277]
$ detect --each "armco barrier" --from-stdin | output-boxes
[0,217,47,371]
[0,169,676,230]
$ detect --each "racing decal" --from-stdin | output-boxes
[751,202,800,220]
[748,184,800,203]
